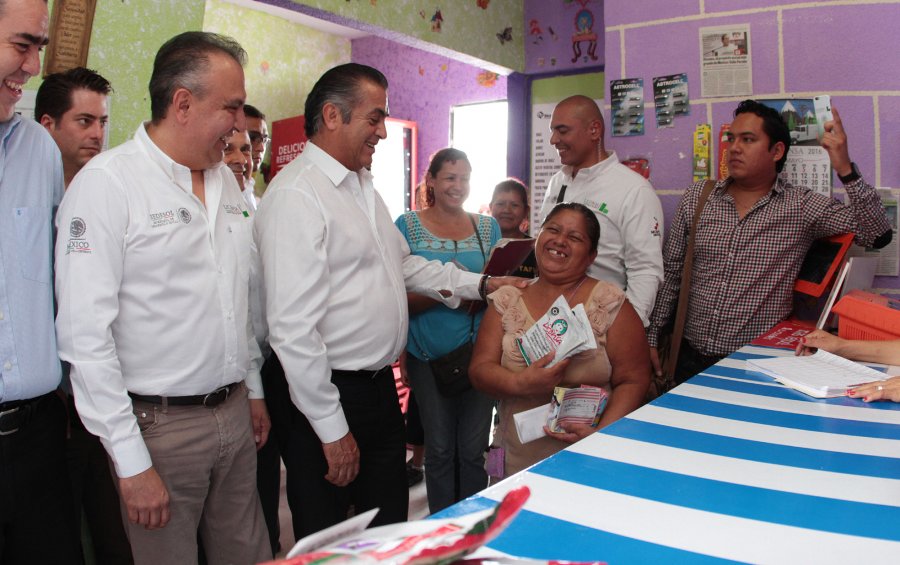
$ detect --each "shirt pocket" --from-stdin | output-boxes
[13,206,53,284]
[227,219,252,280]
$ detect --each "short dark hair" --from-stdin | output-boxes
[34,67,111,123]
[734,99,791,173]
[542,202,601,253]
[149,31,246,123]
[244,103,265,121]
[424,147,469,208]
[0,0,48,19]
[304,63,388,138]
[491,178,529,211]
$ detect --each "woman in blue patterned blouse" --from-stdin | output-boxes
[395,148,501,513]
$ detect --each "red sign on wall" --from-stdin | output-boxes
[270,115,307,179]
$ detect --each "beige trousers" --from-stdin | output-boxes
[125,383,271,565]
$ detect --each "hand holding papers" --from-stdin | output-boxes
[548,385,608,433]
[516,296,596,368]
[513,385,608,444]
[747,349,887,398]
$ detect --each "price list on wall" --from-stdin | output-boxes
[530,103,562,235]
[779,146,832,197]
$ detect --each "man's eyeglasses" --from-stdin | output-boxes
[248,132,270,145]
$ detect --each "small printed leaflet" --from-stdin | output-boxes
[516,296,596,367]
[265,487,534,564]
[547,385,608,433]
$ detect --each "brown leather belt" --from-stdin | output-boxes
[128,382,240,408]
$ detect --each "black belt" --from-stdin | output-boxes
[128,383,240,408]
[331,366,392,384]
[0,392,54,436]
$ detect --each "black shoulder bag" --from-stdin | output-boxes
[419,214,486,397]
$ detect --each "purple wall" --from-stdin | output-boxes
[603,0,900,295]
[351,36,507,184]
[524,0,604,75]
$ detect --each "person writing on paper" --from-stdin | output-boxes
[395,148,501,513]
[470,202,650,477]
[796,331,900,402]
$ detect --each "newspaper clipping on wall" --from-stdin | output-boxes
[700,24,752,98]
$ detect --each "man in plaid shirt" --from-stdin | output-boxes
[648,100,892,384]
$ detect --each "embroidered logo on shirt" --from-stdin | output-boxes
[598,202,609,214]
[150,210,178,228]
[178,208,192,224]
[69,217,86,239]
[223,204,245,216]
[651,216,661,238]
[65,217,92,255]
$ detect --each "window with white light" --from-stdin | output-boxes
[450,100,508,214]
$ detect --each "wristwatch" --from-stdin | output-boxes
[838,162,861,184]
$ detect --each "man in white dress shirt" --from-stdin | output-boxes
[539,95,664,325]
[255,63,512,537]
[55,32,270,565]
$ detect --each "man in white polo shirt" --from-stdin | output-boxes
[55,31,270,565]
[539,95,663,325]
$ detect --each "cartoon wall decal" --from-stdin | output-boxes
[477,71,498,87]
[431,9,443,32]
[477,0,490,8]
[497,26,513,45]
[525,0,603,73]
[571,1,598,63]
[530,19,543,44]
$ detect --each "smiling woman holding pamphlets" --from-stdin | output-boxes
[470,203,650,478]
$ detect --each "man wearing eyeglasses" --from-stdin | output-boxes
[243,104,268,210]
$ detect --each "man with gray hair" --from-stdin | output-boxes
[0,0,80,562]
[55,31,270,564]
[255,63,520,537]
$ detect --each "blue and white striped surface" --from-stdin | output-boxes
[438,346,900,564]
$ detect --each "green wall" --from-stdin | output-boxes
[290,0,524,72]
[203,0,350,123]
[26,0,207,148]
[25,0,352,147]
[532,72,604,104]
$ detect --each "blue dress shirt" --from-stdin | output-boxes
[0,114,64,401]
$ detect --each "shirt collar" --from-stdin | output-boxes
[133,122,194,185]
[719,175,784,195]
[303,140,374,188]
[561,150,621,181]
[133,122,234,197]
[0,113,21,147]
